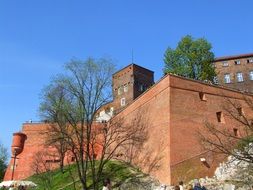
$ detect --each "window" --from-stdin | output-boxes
[120,98,126,106]
[199,92,207,101]
[222,61,229,67]
[235,60,241,65]
[247,58,253,63]
[216,112,225,123]
[105,107,110,113]
[117,87,122,95]
[236,72,244,82]
[213,76,219,84]
[224,74,231,84]
[138,84,143,92]
[123,85,128,92]
[233,128,238,136]
[249,71,253,80]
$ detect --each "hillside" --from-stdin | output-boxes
[27,161,160,190]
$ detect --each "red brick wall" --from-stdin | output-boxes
[5,74,253,184]
[4,123,52,180]
[4,122,104,181]
[112,64,154,113]
[112,74,253,184]
[113,75,171,183]
[168,75,253,183]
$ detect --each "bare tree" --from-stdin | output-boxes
[40,57,151,190]
[199,96,253,163]
[40,57,115,190]
[31,151,55,190]
[40,83,70,173]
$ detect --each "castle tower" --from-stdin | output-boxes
[112,64,154,113]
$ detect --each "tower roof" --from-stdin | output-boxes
[113,63,154,76]
[214,53,253,62]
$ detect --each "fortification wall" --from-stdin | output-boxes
[112,75,171,183]
[4,74,253,184]
[169,75,253,184]
[4,123,52,180]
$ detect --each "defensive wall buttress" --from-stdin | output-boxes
[4,63,253,184]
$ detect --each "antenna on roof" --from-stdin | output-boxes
[131,49,134,63]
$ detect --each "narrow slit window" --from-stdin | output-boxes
[199,92,207,101]
[233,128,238,136]
[216,112,225,123]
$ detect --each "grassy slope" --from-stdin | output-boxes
[28,161,142,190]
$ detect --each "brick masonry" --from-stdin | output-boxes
[4,65,253,185]
[214,53,253,92]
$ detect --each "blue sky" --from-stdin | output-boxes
[0,0,253,153]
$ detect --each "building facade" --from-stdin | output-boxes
[214,53,253,92]
[112,64,154,113]
[4,63,253,184]
[96,63,154,121]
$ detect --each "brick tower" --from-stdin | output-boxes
[112,63,154,113]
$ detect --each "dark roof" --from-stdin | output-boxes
[214,53,253,62]
[113,63,154,76]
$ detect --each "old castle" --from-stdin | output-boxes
[4,53,253,184]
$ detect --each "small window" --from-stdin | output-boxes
[99,110,105,117]
[123,85,128,92]
[224,74,231,84]
[199,92,207,101]
[213,76,219,84]
[236,72,244,82]
[216,112,225,123]
[235,60,241,65]
[249,71,253,80]
[247,58,253,63]
[120,98,126,106]
[139,84,144,92]
[222,61,229,67]
[105,107,110,113]
[233,128,238,136]
[118,87,123,95]
[237,107,243,116]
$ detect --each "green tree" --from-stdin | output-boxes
[164,35,216,81]
[0,142,8,181]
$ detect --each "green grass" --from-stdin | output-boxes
[28,161,142,190]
